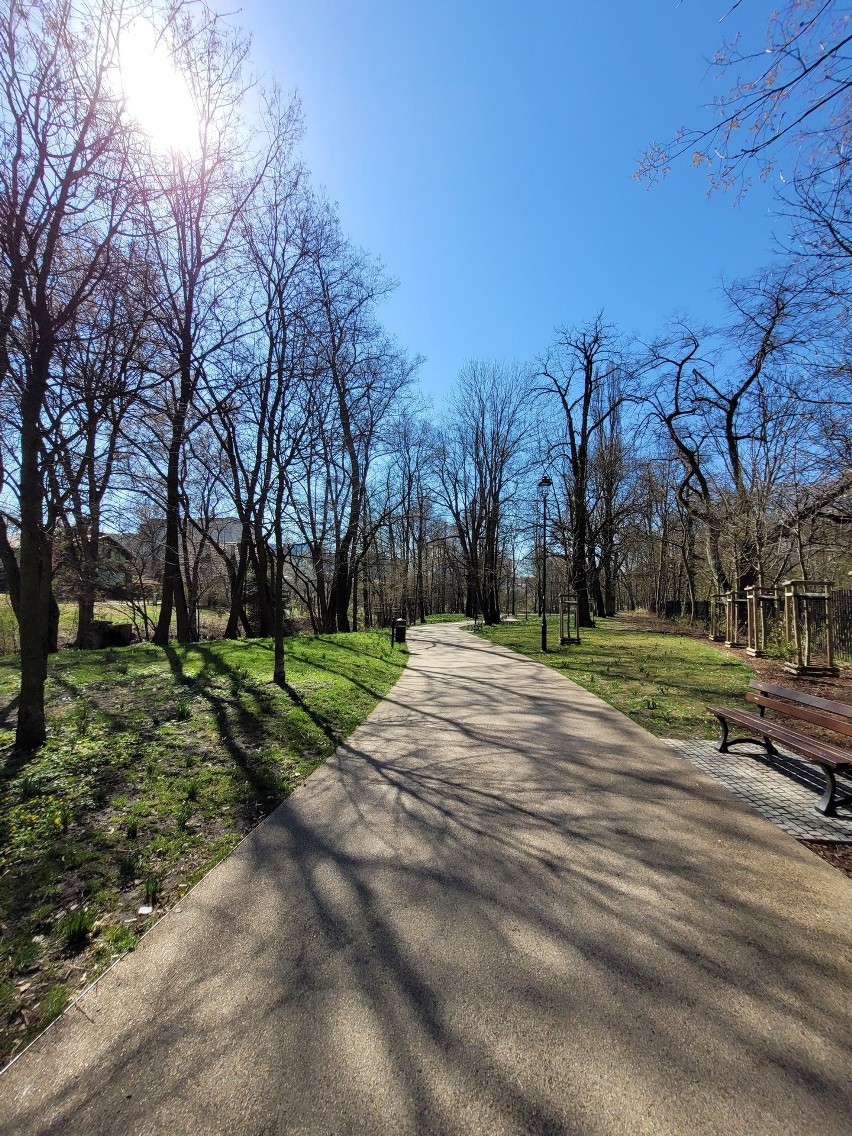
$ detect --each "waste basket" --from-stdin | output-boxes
[392,618,407,645]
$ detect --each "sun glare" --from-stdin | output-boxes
[119,22,199,154]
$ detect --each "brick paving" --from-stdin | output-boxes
[668,738,852,841]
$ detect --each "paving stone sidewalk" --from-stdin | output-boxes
[669,739,852,840]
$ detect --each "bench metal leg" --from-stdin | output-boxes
[716,716,731,753]
[815,767,852,816]
[816,767,838,816]
[715,716,778,757]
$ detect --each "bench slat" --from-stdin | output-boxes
[748,680,852,722]
[707,706,852,768]
[745,692,852,739]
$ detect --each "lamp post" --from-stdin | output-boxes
[538,475,552,652]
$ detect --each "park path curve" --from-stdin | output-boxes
[1,622,850,1136]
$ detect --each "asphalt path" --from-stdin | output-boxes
[1,623,850,1135]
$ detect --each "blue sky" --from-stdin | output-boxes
[241,1,781,401]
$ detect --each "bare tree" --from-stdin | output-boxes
[283,214,416,632]
[539,316,627,627]
[435,361,531,624]
[0,0,141,749]
[240,160,313,681]
[143,11,299,645]
[45,249,152,647]
[587,389,638,618]
[645,270,819,592]
[638,1,852,267]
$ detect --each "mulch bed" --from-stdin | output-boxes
[801,841,852,879]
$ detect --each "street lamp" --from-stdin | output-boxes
[538,475,552,651]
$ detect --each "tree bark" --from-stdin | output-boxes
[154,418,193,645]
[17,377,50,750]
[224,530,251,639]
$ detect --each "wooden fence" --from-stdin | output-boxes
[833,589,852,664]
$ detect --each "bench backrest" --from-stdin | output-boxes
[747,680,852,739]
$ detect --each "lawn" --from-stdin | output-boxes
[0,597,239,654]
[479,615,755,739]
[0,632,406,1065]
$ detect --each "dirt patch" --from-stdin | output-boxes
[800,840,852,879]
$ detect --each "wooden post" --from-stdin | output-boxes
[746,585,758,655]
[559,593,580,645]
[724,591,745,648]
[826,585,836,673]
[782,580,839,676]
[709,594,725,642]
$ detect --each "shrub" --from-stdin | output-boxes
[19,775,43,802]
[116,852,138,886]
[766,628,798,661]
[230,665,251,694]
[62,908,95,952]
[69,700,92,734]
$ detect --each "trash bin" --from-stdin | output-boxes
[393,618,407,644]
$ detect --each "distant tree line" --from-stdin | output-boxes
[1,0,850,754]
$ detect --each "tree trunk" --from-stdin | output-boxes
[571,500,594,627]
[273,531,286,687]
[224,532,251,639]
[333,557,351,632]
[75,529,99,649]
[351,560,358,631]
[155,418,193,645]
[17,383,50,750]
[312,543,333,633]
[590,552,606,618]
[251,525,275,637]
[416,534,426,624]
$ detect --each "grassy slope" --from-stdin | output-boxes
[0,632,406,1064]
[480,616,754,739]
[0,597,235,654]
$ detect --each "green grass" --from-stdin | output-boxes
[479,616,755,739]
[424,613,469,623]
[0,631,406,1065]
[0,596,237,652]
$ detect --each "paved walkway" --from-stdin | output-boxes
[1,624,850,1136]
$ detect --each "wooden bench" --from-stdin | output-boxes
[472,614,484,633]
[708,680,852,816]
